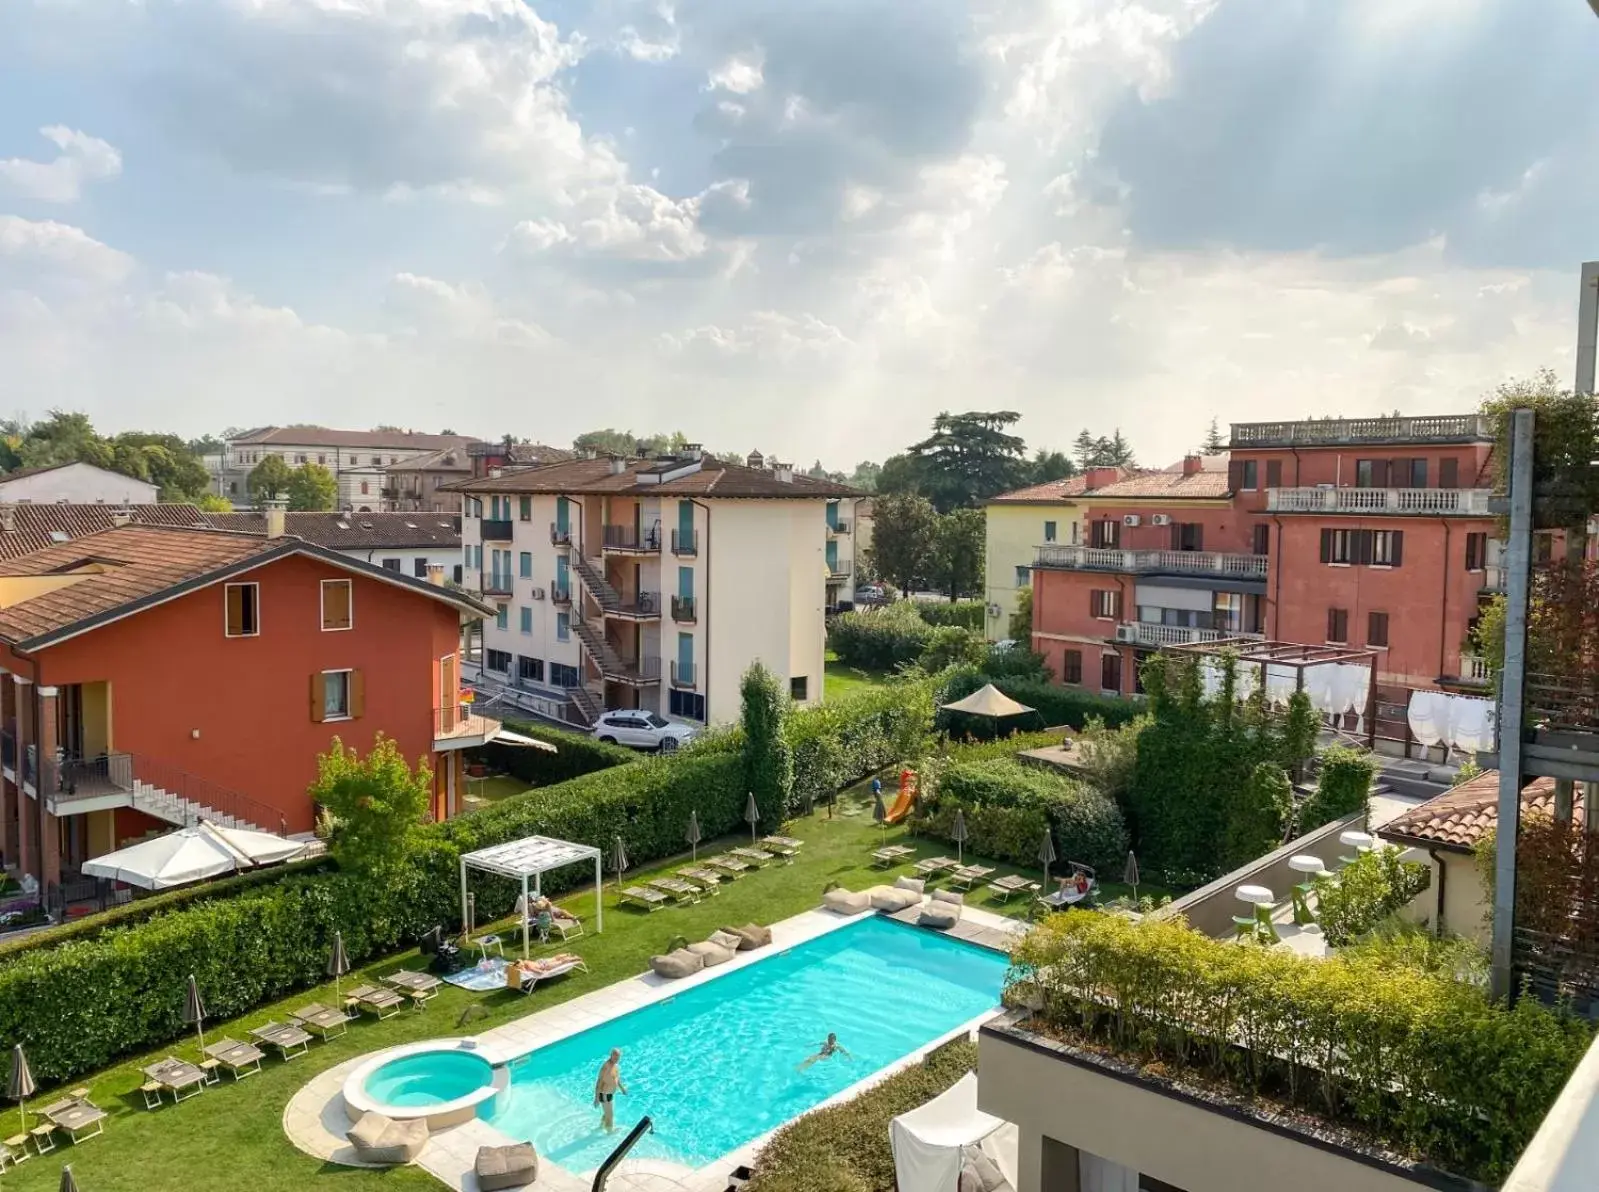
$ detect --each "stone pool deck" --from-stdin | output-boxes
[283,900,1023,1192]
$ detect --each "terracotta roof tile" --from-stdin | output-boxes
[447,457,859,499]
[1380,771,1565,852]
[989,475,1100,504]
[230,427,471,451]
[201,511,460,549]
[0,503,212,561]
[1091,470,1232,499]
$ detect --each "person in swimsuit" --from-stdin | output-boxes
[798,1032,852,1070]
[594,1048,627,1132]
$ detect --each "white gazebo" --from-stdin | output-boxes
[459,835,604,957]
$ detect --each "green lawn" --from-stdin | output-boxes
[2,779,1163,1192]
[823,653,894,700]
[458,773,534,813]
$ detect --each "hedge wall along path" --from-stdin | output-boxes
[0,753,745,1085]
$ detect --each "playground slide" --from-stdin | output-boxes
[884,790,915,824]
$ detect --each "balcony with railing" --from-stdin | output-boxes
[1230,413,1492,448]
[671,595,697,624]
[43,752,135,811]
[481,570,513,597]
[671,660,697,689]
[1035,544,1268,579]
[828,517,852,535]
[480,518,514,541]
[603,525,662,554]
[1115,622,1261,648]
[550,583,572,606]
[1458,653,1492,685]
[1266,486,1493,516]
[670,529,698,557]
[550,522,573,548]
[433,702,502,750]
[607,591,661,621]
[828,557,853,579]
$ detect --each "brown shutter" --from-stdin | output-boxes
[1089,590,1098,618]
[1440,457,1458,488]
[1227,460,1244,491]
[1319,529,1332,563]
[1373,459,1391,488]
[1192,524,1203,552]
[349,670,366,718]
[226,585,243,635]
[1390,530,1403,567]
[310,673,326,723]
[1265,460,1282,488]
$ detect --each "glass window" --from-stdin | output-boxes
[790,676,809,701]
[1044,520,1057,542]
[1240,460,1258,489]
[323,670,351,719]
[225,583,260,637]
[519,496,532,521]
[381,558,401,572]
[1063,650,1082,685]
[520,606,532,634]
[414,559,428,577]
[1015,565,1030,586]
[557,612,570,641]
[519,552,533,578]
[496,605,508,631]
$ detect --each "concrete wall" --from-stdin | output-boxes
[979,1020,1462,1192]
[0,463,158,505]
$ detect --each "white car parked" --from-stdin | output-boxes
[590,710,697,752]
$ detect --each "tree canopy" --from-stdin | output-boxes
[908,410,1030,512]
[286,463,338,511]
[0,411,212,501]
[868,492,939,594]
[310,735,432,875]
[247,455,295,503]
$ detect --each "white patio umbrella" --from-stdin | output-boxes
[744,793,761,843]
[182,974,207,1051]
[1038,828,1057,891]
[327,931,350,998]
[612,836,629,893]
[81,821,306,890]
[951,809,969,866]
[686,811,702,862]
[8,1044,34,1132]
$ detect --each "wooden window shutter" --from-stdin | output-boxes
[350,670,366,718]
[226,585,244,635]
[1354,529,1373,565]
[1319,529,1332,563]
[1390,531,1404,567]
[1265,460,1282,488]
[1089,590,1098,618]
[310,673,327,723]
[1389,458,1408,488]
[1227,460,1244,491]
[1373,459,1391,488]
[1440,457,1458,488]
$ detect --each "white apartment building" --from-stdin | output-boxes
[449,450,860,728]
[208,427,473,511]
[0,462,159,505]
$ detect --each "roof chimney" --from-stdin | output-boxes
[110,508,133,528]
[774,461,794,484]
[608,455,628,475]
[682,443,703,461]
[1182,454,1203,477]
[264,499,287,539]
[489,467,503,479]
[1085,466,1120,491]
[427,564,445,586]
[0,506,14,534]
[746,449,765,469]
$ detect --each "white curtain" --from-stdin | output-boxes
[1079,1152,1140,1192]
[1265,664,1299,707]
[1406,691,1497,753]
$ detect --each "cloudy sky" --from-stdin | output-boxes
[1,0,1595,468]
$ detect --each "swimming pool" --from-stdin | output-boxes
[484,916,1008,1172]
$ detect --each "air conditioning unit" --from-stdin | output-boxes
[1122,515,1142,527]
[1150,514,1172,527]
[986,603,1002,618]
[1114,625,1138,643]
[529,587,546,600]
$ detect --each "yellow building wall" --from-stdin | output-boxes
[983,502,1081,641]
[81,680,112,757]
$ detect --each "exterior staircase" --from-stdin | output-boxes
[572,553,621,611]
[571,608,660,685]
[567,684,603,727]
[132,781,271,833]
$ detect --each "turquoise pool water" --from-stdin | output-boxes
[365,1050,495,1108]
[484,916,1008,1171]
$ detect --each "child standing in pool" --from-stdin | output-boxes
[594,1048,627,1132]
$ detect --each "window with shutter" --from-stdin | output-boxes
[1465,532,1486,571]
[1440,457,1459,488]
[1227,460,1244,491]
[1368,612,1389,648]
[349,670,365,718]
[1252,524,1270,556]
[1240,460,1258,489]
[1320,529,1332,563]
[320,579,352,631]
[1101,652,1123,693]
[1265,460,1282,488]
[225,583,260,637]
[310,672,327,722]
[1064,650,1083,685]
[1327,608,1348,643]
[318,670,353,720]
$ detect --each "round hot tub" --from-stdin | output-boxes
[343,1041,506,1130]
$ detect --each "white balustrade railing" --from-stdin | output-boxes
[1230,414,1490,447]
[1035,544,1268,578]
[1116,623,1261,647]
[1266,487,1492,515]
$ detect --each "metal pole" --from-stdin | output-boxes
[595,854,603,934]
[459,856,469,938]
[1577,262,1598,396]
[1491,407,1536,1002]
[522,874,530,959]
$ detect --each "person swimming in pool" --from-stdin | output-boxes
[594,1048,627,1133]
[798,1032,852,1070]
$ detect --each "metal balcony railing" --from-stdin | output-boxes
[828,558,853,578]
[482,571,513,596]
[550,523,573,547]
[44,752,135,803]
[671,595,697,623]
[608,592,661,619]
[828,518,852,535]
[603,525,661,552]
[434,703,498,740]
[1230,414,1491,447]
[670,529,698,556]
[480,518,514,542]
[671,661,697,689]
[1034,544,1269,579]
[550,583,572,605]
[1266,487,1492,516]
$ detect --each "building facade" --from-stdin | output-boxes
[208,427,474,512]
[0,462,159,506]
[202,510,463,582]
[0,525,495,897]
[449,451,858,728]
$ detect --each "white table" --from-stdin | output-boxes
[1337,831,1374,864]
[1233,884,1279,943]
[1235,884,1274,907]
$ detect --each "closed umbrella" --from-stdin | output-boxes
[182,974,207,1051]
[1038,828,1057,892]
[1123,851,1140,903]
[872,787,888,841]
[951,809,969,866]
[744,792,760,843]
[327,931,350,998]
[612,836,629,893]
[60,1164,80,1192]
[8,1044,34,1132]
[686,811,702,862]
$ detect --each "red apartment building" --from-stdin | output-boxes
[1023,414,1499,749]
[0,524,497,898]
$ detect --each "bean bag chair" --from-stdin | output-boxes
[649,948,705,979]
[725,922,773,950]
[346,1113,429,1165]
[824,887,873,916]
[475,1143,539,1190]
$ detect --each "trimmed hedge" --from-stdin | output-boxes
[477,720,637,786]
[1316,845,1431,947]
[916,600,985,630]
[788,681,935,813]
[1301,745,1376,832]
[0,753,746,1085]
[920,759,1126,872]
[1014,913,1589,1183]
[937,667,1141,739]
[827,602,931,670]
[745,1038,978,1192]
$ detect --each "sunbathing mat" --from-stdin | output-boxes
[443,958,510,992]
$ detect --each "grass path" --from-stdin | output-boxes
[822,653,894,701]
[2,791,1071,1192]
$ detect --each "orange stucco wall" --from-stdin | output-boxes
[1,555,463,834]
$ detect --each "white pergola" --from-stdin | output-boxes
[459,835,603,957]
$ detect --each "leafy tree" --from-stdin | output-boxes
[908,410,1030,511]
[1071,429,1098,470]
[867,492,938,595]
[740,662,792,831]
[1201,417,1226,454]
[111,432,211,499]
[195,493,233,512]
[1227,762,1293,862]
[1300,746,1376,832]
[930,507,985,601]
[1094,429,1136,467]
[874,453,926,496]
[247,455,295,503]
[1008,586,1033,643]
[1480,369,1599,562]
[1030,449,1075,484]
[286,463,338,511]
[573,428,639,457]
[186,434,228,457]
[846,460,881,491]
[918,626,987,671]
[309,735,431,875]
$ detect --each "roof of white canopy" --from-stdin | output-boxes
[80,821,307,890]
[939,683,1035,718]
[460,834,602,881]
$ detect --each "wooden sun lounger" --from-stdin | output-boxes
[948,865,996,892]
[760,836,802,862]
[142,1057,208,1104]
[649,877,702,903]
[201,1038,265,1079]
[509,954,588,993]
[704,855,751,877]
[346,984,405,1019]
[913,856,958,878]
[291,1004,351,1039]
[729,846,776,866]
[620,885,670,911]
[872,845,915,868]
[250,1022,313,1059]
[677,867,723,892]
[384,969,443,1001]
[42,1097,106,1144]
